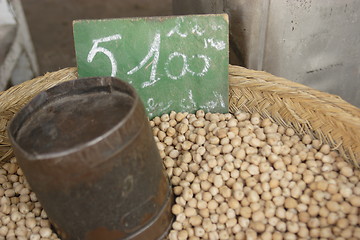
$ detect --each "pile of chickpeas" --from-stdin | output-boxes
[0,110,359,239]
[0,159,60,240]
[149,110,360,240]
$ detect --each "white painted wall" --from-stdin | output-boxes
[0,0,39,89]
[0,0,16,25]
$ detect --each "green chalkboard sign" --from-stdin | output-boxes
[73,14,229,119]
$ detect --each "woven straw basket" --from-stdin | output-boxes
[0,65,360,169]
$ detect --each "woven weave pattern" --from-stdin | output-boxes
[1,65,359,167]
[229,65,360,168]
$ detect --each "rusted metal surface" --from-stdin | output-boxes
[8,77,173,240]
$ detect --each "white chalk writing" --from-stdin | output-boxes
[180,90,197,111]
[127,32,161,88]
[211,25,224,31]
[199,91,226,112]
[165,52,189,80]
[146,98,174,118]
[166,18,188,38]
[191,24,205,36]
[165,52,211,80]
[204,38,226,50]
[187,54,211,77]
[87,34,122,77]
[84,17,227,117]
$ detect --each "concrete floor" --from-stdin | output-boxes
[22,0,172,75]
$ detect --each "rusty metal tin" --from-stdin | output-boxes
[8,77,173,240]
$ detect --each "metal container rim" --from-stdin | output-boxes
[7,76,140,161]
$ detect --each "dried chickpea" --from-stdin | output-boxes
[2,110,360,240]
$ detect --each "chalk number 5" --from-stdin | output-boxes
[87,34,122,77]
